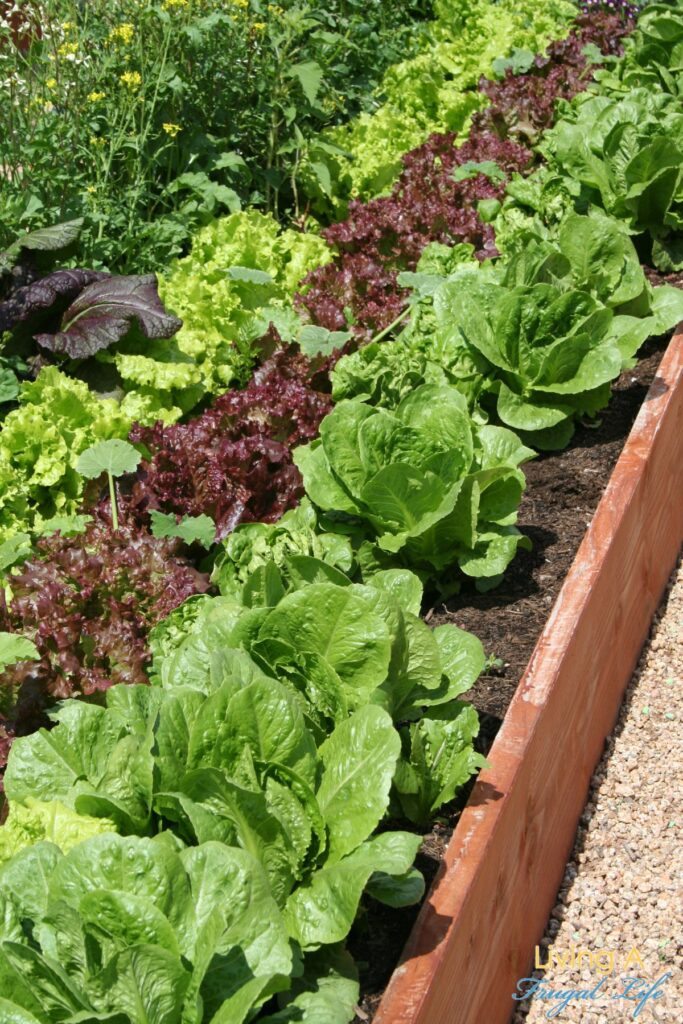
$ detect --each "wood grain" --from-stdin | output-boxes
[374,329,683,1024]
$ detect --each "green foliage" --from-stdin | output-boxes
[153,567,484,728]
[150,511,217,549]
[294,384,533,591]
[497,5,683,271]
[0,633,38,673]
[75,439,141,480]
[0,833,294,1022]
[0,798,114,867]
[0,368,131,542]
[331,213,683,450]
[309,0,578,208]
[4,677,430,961]
[394,703,488,825]
[0,0,430,272]
[544,88,683,270]
[116,210,331,416]
[211,499,354,599]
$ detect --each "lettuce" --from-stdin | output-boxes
[294,383,533,591]
[330,212,683,450]
[310,0,577,206]
[0,833,293,1023]
[114,211,330,418]
[154,567,484,728]
[0,798,115,866]
[0,367,131,541]
[4,682,427,950]
[544,88,683,270]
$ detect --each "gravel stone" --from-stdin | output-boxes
[512,560,682,1023]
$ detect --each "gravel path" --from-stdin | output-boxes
[511,559,682,1023]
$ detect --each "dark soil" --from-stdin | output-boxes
[349,329,672,1023]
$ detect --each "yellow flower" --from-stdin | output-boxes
[89,135,107,148]
[46,77,57,90]
[87,91,106,103]
[86,185,97,194]
[162,0,190,8]
[162,122,182,138]
[57,42,78,58]
[61,20,75,32]
[232,0,249,8]
[109,23,135,45]
[252,21,266,31]
[267,4,283,14]
[120,70,142,90]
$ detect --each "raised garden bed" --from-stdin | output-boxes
[352,324,683,1024]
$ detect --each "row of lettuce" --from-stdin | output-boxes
[2,3,683,1022]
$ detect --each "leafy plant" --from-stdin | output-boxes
[430,212,683,448]
[0,832,296,1023]
[4,681,427,960]
[0,0,431,272]
[294,383,533,592]
[210,498,354,600]
[109,210,332,418]
[544,87,683,270]
[473,9,637,147]
[297,131,531,339]
[152,566,485,731]
[0,367,131,542]
[127,346,333,539]
[0,633,38,673]
[76,439,141,530]
[0,797,113,866]
[311,0,578,207]
[0,508,209,769]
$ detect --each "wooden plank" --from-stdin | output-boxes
[374,330,683,1024]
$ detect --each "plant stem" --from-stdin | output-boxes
[370,307,412,346]
[108,472,119,531]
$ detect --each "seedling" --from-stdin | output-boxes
[76,439,141,531]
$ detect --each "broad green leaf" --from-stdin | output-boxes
[395,705,486,825]
[459,526,530,579]
[366,569,423,617]
[4,704,121,806]
[180,843,291,989]
[433,624,485,699]
[187,679,318,787]
[75,440,141,480]
[0,535,32,573]
[293,442,360,515]
[79,890,181,960]
[37,514,92,538]
[284,832,421,948]
[92,945,190,1024]
[5,219,83,257]
[497,383,573,431]
[361,464,448,536]
[258,947,359,1024]
[178,770,298,906]
[288,61,323,105]
[0,1000,43,1024]
[150,511,216,548]
[0,633,39,672]
[366,868,425,908]
[318,402,375,497]
[316,707,400,863]
[257,584,391,699]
